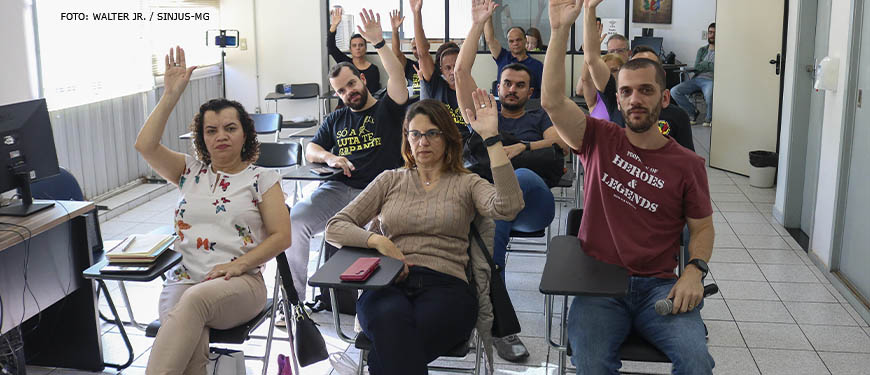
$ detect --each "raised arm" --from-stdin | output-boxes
[134,46,194,186]
[456,0,497,124]
[410,0,435,81]
[541,0,587,151]
[327,8,351,64]
[389,10,408,67]
[357,9,408,104]
[484,16,503,59]
[583,0,611,92]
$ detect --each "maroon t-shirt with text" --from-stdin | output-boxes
[575,116,712,278]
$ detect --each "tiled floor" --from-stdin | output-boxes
[27,125,870,375]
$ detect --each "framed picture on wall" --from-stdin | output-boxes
[632,0,673,24]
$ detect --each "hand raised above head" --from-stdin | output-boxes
[549,0,584,30]
[356,8,384,44]
[471,0,498,25]
[163,46,196,98]
[389,9,404,30]
[330,7,343,29]
[409,0,423,13]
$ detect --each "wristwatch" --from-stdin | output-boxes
[686,258,709,279]
[483,134,502,147]
[522,141,531,151]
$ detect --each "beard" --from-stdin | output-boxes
[345,89,370,111]
[622,102,662,134]
[708,38,715,45]
[501,94,526,111]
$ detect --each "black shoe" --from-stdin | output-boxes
[304,297,327,313]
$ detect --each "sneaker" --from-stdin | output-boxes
[493,334,530,362]
[274,308,287,328]
[702,121,711,127]
[689,112,701,125]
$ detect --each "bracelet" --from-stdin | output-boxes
[483,134,502,147]
[373,39,386,49]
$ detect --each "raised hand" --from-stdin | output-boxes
[464,88,499,138]
[357,8,384,44]
[549,0,583,30]
[586,0,605,9]
[389,9,404,31]
[163,46,196,98]
[471,0,498,25]
[409,0,423,13]
[330,7,343,31]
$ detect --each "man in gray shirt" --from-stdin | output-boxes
[671,22,715,126]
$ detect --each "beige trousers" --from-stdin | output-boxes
[145,272,267,375]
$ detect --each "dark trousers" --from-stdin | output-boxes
[356,266,478,375]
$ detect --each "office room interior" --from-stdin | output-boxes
[1,0,869,374]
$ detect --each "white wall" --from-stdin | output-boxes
[253,0,325,123]
[1,0,39,105]
[586,1,716,66]
[808,0,855,267]
[221,0,260,112]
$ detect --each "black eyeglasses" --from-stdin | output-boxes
[405,129,443,142]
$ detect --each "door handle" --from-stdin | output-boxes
[769,53,781,75]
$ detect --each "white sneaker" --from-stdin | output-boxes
[702,121,711,127]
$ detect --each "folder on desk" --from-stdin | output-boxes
[106,234,175,263]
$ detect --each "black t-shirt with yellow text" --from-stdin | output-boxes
[311,95,406,189]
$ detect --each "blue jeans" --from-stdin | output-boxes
[567,276,714,374]
[671,77,713,122]
[357,266,477,375]
[494,168,556,275]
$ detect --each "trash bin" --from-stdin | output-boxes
[748,151,777,188]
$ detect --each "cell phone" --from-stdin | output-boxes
[215,35,237,47]
[340,257,380,281]
[310,166,334,176]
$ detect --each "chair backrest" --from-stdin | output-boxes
[290,83,320,99]
[250,113,281,134]
[31,167,84,201]
[254,142,301,168]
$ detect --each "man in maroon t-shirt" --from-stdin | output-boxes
[540,1,715,373]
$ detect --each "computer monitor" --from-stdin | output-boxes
[632,36,664,57]
[0,99,60,216]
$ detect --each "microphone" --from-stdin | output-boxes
[655,284,719,316]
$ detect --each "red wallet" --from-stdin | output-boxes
[340,257,380,281]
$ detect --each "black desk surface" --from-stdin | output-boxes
[308,246,403,290]
[539,235,629,297]
[83,249,182,282]
[280,163,341,181]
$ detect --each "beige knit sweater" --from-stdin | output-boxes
[325,164,524,282]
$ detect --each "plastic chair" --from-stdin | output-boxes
[251,113,281,143]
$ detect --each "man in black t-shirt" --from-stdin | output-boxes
[389,9,421,94]
[285,9,409,301]
[409,0,469,138]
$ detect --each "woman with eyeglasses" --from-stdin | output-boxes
[325,92,523,374]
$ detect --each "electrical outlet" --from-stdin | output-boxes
[702,31,708,40]
[240,38,248,50]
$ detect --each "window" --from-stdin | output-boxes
[330,0,401,52]
[35,0,220,110]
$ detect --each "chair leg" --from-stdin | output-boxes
[117,281,145,330]
[97,280,134,370]
[259,272,282,375]
[308,236,327,301]
[278,280,301,375]
[357,349,366,375]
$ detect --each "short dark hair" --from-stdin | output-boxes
[329,62,361,79]
[349,33,365,49]
[630,45,660,62]
[500,63,532,83]
[507,26,526,36]
[435,42,460,67]
[619,58,666,90]
[190,99,259,165]
[708,22,716,29]
[596,17,602,23]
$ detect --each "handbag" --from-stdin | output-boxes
[277,254,329,367]
[469,224,522,337]
[206,347,245,375]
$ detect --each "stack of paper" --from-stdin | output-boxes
[105,234,175,264]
